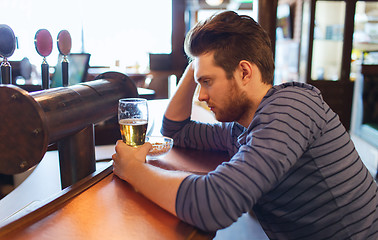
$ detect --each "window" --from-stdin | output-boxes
[1,0,172,72]
[311,1,346,81]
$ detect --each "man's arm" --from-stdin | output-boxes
[112,140,191,216]
[164,63,198,121]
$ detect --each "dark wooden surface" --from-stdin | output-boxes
[0,153,218,240]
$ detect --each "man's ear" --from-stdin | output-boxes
[239,60,253,85]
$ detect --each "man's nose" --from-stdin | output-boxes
[197,86,209,102]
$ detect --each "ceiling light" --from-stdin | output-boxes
[205,0,224,6]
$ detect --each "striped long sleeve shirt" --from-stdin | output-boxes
[161,82,378,239]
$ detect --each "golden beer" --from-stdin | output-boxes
[119,119,148,147]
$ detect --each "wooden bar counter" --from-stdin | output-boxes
[0,148,227,240]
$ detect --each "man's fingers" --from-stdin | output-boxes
[133,142,152,162]
[141,142,153,154]
[114,140,152,163]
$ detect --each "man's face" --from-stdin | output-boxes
[193,52,250,123]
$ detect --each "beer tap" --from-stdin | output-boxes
[57,30,71,87]
[0,24,16,84]
[34,29,53,89]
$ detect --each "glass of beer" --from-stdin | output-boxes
[118,98,148,147]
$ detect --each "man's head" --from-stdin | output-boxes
[184,11,274,85]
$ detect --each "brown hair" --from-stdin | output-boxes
[184,11,274,84]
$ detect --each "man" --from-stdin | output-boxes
[112,11,378,239]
